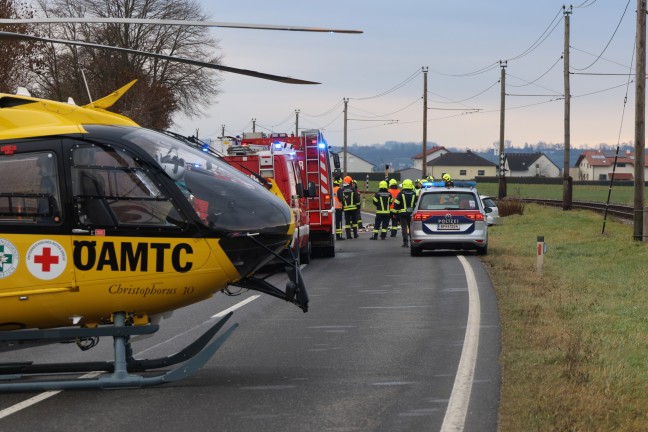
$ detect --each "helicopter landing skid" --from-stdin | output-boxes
[0,311,237,392]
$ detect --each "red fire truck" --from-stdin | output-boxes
[225,129,337,259]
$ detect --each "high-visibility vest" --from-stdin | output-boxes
[333,185,342,209]
[395,190,417,213]
[339,186,358,211]
[373,190,392,214]
[388,188,399,212]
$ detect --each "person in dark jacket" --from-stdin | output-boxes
[333,178,344,240]
[371,180,392,240]
[393,179,418,247]
[337,175,360,239]
[352,179,363,229]
[388,178,400,237]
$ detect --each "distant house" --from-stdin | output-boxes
[574,150,646,181]
[330,150,375,174]
[505,152,560,177]
[411,146,449,170]
[398,167,422,182]
[427,151,497,180]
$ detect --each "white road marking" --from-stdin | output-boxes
[0,372,101,420]
[440,255,481,432]
[0,296,261,419]
[211,295,260,318]
[136,295,261,356]
[0,392,60,419]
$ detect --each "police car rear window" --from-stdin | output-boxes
[418,192,478,210]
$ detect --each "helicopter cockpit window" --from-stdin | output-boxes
[123,128,292,232]
[71,145,186,229]
[0,152,62,225]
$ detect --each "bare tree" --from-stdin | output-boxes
[0,0,44,93]
[35,0,222,129]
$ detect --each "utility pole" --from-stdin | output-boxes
[252,118,256,133]
[563,5,573,210]
[422,66,428,179]
[498,61,507,199]
[634,0,646,241]
[295,109,300,136]
[343,98,348,176]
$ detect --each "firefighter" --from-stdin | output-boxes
[442,173,453,186]
[352,179,363,229]
[414,178,423,197]
[337,175,360,239]
[393,178,418,247]
[388,178,400,237]
[371,180,392,240]
[333,178,344,240]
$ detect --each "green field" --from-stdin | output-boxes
[359,180,642,206]
[483,204,648,431]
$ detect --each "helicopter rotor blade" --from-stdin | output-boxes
[0,31,320,84]
[0,17,363,34]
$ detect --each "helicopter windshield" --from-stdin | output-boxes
[120,128,291,233]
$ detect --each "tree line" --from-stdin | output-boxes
[0,0,221,129]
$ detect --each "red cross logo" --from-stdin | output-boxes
[34,247,60,272]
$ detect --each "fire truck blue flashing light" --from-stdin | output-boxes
[318,141,326,150]
[273,142,284,150]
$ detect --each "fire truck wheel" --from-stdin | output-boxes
[300,242,312,264]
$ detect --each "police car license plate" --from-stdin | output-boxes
[438,223,460,230]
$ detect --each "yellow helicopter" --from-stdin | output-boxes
[0,18,360,391]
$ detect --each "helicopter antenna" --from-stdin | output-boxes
[80,69,94,106]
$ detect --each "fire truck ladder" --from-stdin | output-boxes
[304,133,323,208]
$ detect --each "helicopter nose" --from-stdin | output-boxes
[183,170,293,276]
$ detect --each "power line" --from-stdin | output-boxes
[349,69,421,101]
[506,55,563,88]
[301,99,345,117]
[506,72,562,95]
[506,7,564,63]
[571,81,636,98]
[348,98,421,119]
[427,80,499,107]
[571,0,631,71]
[429,7,564,78]
[573,0,599,8]
[316,111,344,130]
[570,45,633,70]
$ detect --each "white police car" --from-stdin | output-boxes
[409,181,489,256]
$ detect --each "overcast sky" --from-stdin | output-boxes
[175,0,637,151]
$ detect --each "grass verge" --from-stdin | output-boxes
[482,204,648,431]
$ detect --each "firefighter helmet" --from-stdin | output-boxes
[379,180,388,189]
[344,175,353,185]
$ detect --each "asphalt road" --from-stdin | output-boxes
[0,228,500,432]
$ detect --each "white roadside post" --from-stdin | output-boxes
[536,236,546,274]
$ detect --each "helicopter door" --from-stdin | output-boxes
[0,140,77,305]
[67,143,189,230]
[64,141,213,300]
